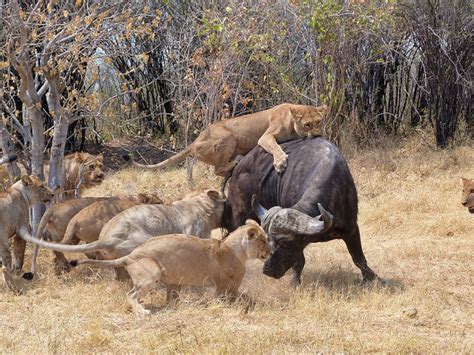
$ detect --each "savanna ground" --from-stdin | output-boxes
[0,136,472,353]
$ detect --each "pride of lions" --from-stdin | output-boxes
[0,103,471,316]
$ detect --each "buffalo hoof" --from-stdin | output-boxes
[290,279,302,288]
[361,275,385,287]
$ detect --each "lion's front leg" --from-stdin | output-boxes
[257,133,288,173]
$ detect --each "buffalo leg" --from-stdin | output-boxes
[342,226,378,283]
[291,251,306,287]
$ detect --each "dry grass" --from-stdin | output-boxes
[1,139,473,353]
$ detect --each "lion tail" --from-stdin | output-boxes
[19,226,111,253]
[128,145,193,170]
[71,256,129,268]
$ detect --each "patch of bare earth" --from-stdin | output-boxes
[0,140,472,352]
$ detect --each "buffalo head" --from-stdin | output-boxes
[252,195,334,278]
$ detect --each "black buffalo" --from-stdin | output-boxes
[222,137,379,285]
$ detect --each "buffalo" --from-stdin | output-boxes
[222,137,379,286]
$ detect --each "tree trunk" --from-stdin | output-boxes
[0,119,21,182]
[28,105,46,234]
[45,73,69,194]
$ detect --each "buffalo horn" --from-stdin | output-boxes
[251,194,267,220]
[266,203,334,237]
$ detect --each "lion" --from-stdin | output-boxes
[0,175,54,291]
[461,177,474,213]
[74,220,270,316]
[25,196,108,278]
[128,103,329,176]
[51,193,163,273]
[57,152,105,199]
[0,155,18,189]
[19,189,226,280]
[0,152,105,198]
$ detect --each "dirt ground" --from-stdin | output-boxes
[0,138,472,353]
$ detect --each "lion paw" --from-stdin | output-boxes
[273,155,288,173]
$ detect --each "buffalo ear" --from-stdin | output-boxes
[21,175,34,187]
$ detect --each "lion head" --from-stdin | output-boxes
[61,152,105,198]
[19,175,55,205]
[242,219,271,261]
[137,193,164,204]
[292,104,329,138]
[461,177,474,214]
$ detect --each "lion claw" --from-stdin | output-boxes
[274,156,288,173]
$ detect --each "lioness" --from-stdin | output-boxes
[0,155,18,189]
[0,152,105,198]
[58,152,105,199]
[0,175,54,291]
[461,177,474,213]
[75,220,270,316]
[52,193,163,273]
[19,189,226,279]
[25,196,108,278]
[129,103,328,176]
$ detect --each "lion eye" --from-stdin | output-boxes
[304,123,311,129]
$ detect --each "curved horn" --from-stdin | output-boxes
[266,203,334,237]
[251,195,267,220]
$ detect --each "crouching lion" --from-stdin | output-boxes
[0,175,54,291]
[19,189,226,280]
[26,196,108,279]
[461,177,474,213]
[52,193,163,274]
[75,220,270,316]
[128,103,328,176]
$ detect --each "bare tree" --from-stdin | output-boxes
[0,0,161,228]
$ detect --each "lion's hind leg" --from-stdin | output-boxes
[126,258,163,317]
[193,127,238,176]
[1,236,19,292]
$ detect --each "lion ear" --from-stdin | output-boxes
[137,193,148,203]
[246,226,261,240]
[289,107,303,121]
[461,177,471,187]
[97,153,104,161]
[317,104,329,116]
[207,189,224,201]
[75,152,86,163]
[21,175,33,187]
[245,219,260,228]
